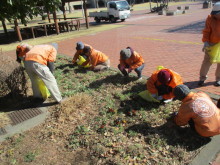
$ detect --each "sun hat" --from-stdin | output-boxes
[76,41,84,50]
[120,48,132,60]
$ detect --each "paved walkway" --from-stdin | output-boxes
[57,2,220,96]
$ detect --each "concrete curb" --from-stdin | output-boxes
[0,106,49,142]
[190,135,220,165]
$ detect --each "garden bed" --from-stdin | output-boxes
[0,55,210,164]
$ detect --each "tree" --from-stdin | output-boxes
[0,0,62,25]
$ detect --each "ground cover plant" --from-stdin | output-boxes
[0,55,211,164]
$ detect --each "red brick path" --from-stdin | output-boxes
[57,2,220,95]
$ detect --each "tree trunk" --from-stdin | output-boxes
[1,19,8,35]
[14,19,22,41]
[53,11,60,34]
[62,2,67,20]
[47,10,51,23]
[83,0,89,29]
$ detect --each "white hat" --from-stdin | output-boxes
[211,2,220,15]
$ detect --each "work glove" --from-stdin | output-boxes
[156,95,163,101]
[120,65,125,70]
[16,57,21,63]
[47,62,54,73]
[128,68,132,73]
[202,42,210,52]
[151,94,157,98]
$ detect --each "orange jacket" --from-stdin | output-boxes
[120,51,144,69]
[202,15,220,44]
[24,45,57,65]
[72,44,93,63]
[174,92,220,137]
[146,68,183,99]
[84,49,108,67]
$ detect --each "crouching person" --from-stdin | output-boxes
[173,85,220,137]
[72,41,93,65]
[82,46,110,71]
[118,47,145,80]
[22,44,63,103]
[147,68,183,103]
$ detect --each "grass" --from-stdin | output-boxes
[54,55,211,164]
[0,55,211,164]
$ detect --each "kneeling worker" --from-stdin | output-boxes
[173,85,220,137]
[147,68,183,102]
[81,46,110,71]
[72,41,93,65]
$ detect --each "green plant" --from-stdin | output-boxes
[24,152,36,162]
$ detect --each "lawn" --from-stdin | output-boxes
[0,55,210,164]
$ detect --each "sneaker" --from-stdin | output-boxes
[198,80,204,86]
[214,81,220,87]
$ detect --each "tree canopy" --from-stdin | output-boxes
[0,0,62,24]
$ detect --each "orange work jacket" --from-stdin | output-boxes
[174,92,220,137]
[83,49,108,67]
[24,45,57,65]
[72,44,93,63]
[202,15,220,44]
[120,51,144,70]
[147,68,183,99]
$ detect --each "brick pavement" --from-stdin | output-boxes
[57,2,220,96]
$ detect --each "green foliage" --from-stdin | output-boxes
[0,0,61,24]
[24,152,36,162]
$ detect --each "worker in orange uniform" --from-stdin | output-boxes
[72,41,93,65]
[198,2,220,86]
[147,68,183,102]
[81,46,110,71]
[172,85,220,137]
[19,43,63,103]
[118,47,145,80]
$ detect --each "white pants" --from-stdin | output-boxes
[24,61,62,102]
[199,52,220,81]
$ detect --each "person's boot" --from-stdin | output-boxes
[198,80,205,86]
[214,81,220,86]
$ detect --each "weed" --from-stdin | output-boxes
[127,130,138,137]
[24,152,36,162]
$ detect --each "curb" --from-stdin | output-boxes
[190,135,220,165]
[0,106,49,142]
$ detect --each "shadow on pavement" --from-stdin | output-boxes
[164,20,205,34]
[184,81,215,89]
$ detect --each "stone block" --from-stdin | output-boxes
[166,10,176,16]
[177,6,182,10]
[185,6,190,10]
